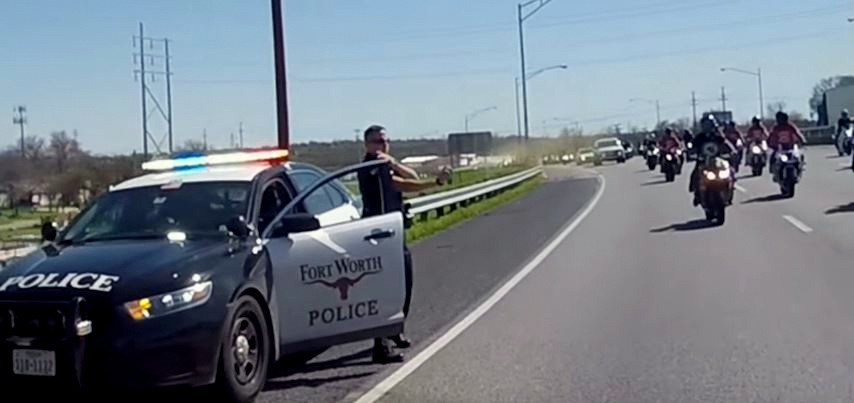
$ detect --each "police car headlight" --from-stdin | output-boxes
[124,281,213,321]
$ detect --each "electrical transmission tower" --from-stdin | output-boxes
[12,106,27,158]
[133,22,174,158]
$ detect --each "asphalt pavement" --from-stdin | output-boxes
[255,166,599,403]
[369,146,854,403]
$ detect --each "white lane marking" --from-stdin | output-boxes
[734,184,747,193]
[783,215,813,233]
[351,175,607,403]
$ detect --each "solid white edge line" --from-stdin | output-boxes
[734,184,747,193]
[350,174,607,403]
[782,215,813,233]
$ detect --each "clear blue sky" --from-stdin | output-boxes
[1,0,853,154]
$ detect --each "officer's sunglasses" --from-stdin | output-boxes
[369,138,390,145]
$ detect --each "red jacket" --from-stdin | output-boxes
[745,125,768,143]
[658,135,681,151]
[768,122,804,150]
[723,128,743,146]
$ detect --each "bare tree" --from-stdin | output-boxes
[178,139,207,152]
[49,131,81,172]
[23,136,45,160]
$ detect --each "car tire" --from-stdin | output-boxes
[215,295,271,403]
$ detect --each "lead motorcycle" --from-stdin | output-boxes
[697,143,734,225]
[747,140,768,176]
[836,126,853,157]
[772,145,803,198]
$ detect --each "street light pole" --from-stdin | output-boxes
[517,0,554,142]
[465,106,498,132]
[721,66,764,119]
[271,0,290,150]
[514,77,522,141]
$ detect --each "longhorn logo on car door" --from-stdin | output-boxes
[300,256,383,300]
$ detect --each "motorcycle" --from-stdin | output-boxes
[698,158,733,225]
[731,138,744,173]
[661,148,681,182]
[836,126,853,156]
[772,146,803,198]
[747,140,768,176]
[646,145,659,171]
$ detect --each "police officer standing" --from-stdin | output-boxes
[357,124,451,363]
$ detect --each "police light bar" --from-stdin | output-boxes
[142,149,289,171]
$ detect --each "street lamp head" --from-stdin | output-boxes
[558,64,568,69]
[720,67,727,72]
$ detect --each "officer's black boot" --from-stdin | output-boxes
[373,338,404,364]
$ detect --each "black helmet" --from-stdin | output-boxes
[700,115,717,131]
[842,109,849,118]
[664,128,673,135]
[751,115,761,124]
[726,121,736,129]
[776,111,788,123]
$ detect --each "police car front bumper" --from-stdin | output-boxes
[0,295,228,392]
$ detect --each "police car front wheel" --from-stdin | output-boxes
[216,296,271,403]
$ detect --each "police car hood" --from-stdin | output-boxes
[596,146,623,152]
[0,239,230,302]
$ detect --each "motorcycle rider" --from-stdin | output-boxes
[836,109,851,146]
[658,128,683,151]
[745,116,768,144]
[767,111,806,173]
[722,121,745,167]
[689,115,735,206]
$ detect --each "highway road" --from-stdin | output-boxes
[361,145,854,403]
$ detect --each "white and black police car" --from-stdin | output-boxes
[0,150,408,402]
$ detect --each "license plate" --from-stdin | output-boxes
[12,349,56,377]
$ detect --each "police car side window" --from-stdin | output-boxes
[258,180,289,234]
[290,172,335,215]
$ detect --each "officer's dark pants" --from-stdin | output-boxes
[374,245,413,351]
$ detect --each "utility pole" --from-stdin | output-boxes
[354,129,362,162]
[720,86,728,112]
[271,0,291,150]
[514,77,522,142]
[202,129,208,151]
[12,106,26,158]
[238,122,244,149]
[691,91,698,129]
[230,132,236,149]
[133,22,174,158]
[517,0,554,142]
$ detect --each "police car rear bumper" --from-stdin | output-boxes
[0,296,227,392]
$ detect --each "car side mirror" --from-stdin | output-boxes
[41,222,58,242]
[225,216,250,238]
[272,213,320,237]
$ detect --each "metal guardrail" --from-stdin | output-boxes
[408,167,541,208]
[802,125,835,145]
[407,166,543,220]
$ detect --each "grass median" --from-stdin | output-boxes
[406,175,542,244]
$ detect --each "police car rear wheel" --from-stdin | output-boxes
[217,296,270,403]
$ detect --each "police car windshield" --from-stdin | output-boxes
[60,182,250,243]
[596,140,619,148]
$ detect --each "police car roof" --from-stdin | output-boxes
[111,162,288,192]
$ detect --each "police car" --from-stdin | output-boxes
[0,150,408,402]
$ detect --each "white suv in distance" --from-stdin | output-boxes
[593,138,627,164]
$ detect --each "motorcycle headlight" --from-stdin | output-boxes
[779,154,789,162]
[718,169,730,179]
[751,146,761,154]
[676,149,683,155]
[704,171,716,180]
[665,154,673,161]
[652,149,660,155]
[687,142,693,148]
[124,281,213,321]
[736,139,743,147]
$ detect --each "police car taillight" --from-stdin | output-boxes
[141,149,289,171]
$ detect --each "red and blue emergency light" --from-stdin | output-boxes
[141,149,289,171]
